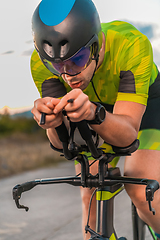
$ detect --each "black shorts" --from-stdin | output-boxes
[138,72,160,150]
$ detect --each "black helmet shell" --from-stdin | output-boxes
[32,0,102,62]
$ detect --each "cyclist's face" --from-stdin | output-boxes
[62,60,96,90]
[62,32,105,90]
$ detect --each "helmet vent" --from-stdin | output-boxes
[60,40,69,58]
[43,41,54,58]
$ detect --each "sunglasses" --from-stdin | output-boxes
[40,35,99,76]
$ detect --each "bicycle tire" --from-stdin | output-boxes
[147,226,157,240]
[132,202,158,240]
[132,202,146,240]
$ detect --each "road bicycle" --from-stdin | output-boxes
[13,115,159,240]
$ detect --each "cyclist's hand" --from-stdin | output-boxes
[31,97,63,129]
[53,89,96,122]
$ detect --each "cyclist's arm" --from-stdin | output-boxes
[91,100,146,147]
[53,89,146,148]
[46,128,63,149]
[46,115,70,150]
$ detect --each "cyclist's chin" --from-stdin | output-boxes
[80,81,90,90]
[71,81,89,90]
[69,81,83,89]
[73,82,88,90]
[63,74,90,90]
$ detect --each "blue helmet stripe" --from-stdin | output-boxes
[39,0,76,26]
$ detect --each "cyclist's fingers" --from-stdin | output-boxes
[33,116,48,129]
[50,98,61,107]
[46,101,55,110]
[67,105,88,122]
[53,89,81,114]
[33,111,48,129]
[53,98,69,114]
[40,113,63,129]
[32,106,51,123]
[34,98,55,114]
[33,109,62,129]
[32,108,49,128]
[46,98,61,111]
[53,89,88,114]
[37,98,61,114]
[31,107,41,121]
[44,113,57,124]
[35,103,53,115]
[66,97,92,121]
[64,97,84,113]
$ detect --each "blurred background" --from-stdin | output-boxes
[0,0,159,178]
[0,1,159,239]
[0,0,159,177]
[0,0,160,177]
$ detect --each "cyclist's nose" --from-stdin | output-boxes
[65,74,73,81]
[63,73,74,83]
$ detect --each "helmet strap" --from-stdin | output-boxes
[90,54,99,83]
[90,55,102,102]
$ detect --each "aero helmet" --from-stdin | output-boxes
[32,0,102,76]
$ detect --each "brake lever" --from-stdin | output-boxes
[146,180,159,215]
[148,201,155,215]
[13,185,29,211]
[13,181,38,211]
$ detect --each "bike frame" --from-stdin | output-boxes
[93,182,124,239]
[12,119,159,240]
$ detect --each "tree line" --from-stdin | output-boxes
[0,113,44,137]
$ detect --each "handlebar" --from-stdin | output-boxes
[13,112,159,215]
[12,172,159,214]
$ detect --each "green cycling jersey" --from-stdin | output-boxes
[31,20,159,107]
[31,20,160,160]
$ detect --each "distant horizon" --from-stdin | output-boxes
[0,105,33,115]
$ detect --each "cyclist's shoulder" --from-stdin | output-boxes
[31,49,50,75]
[101,20,141,34]
[101,20,134,29]
[101,21,153,70]
[101,20,149,44]
[31,49,39,62]
[30,49,58,82]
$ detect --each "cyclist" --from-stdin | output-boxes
[31,0,160,239]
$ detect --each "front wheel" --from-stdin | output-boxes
[132,202,146,240]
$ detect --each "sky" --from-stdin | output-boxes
[0,0,160,111]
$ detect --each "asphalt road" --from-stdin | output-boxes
[0,159,152,240]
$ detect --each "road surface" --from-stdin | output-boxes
[0,159,152,240]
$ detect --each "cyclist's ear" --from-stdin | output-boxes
[99,32,105,52]
[96,32,105,68]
